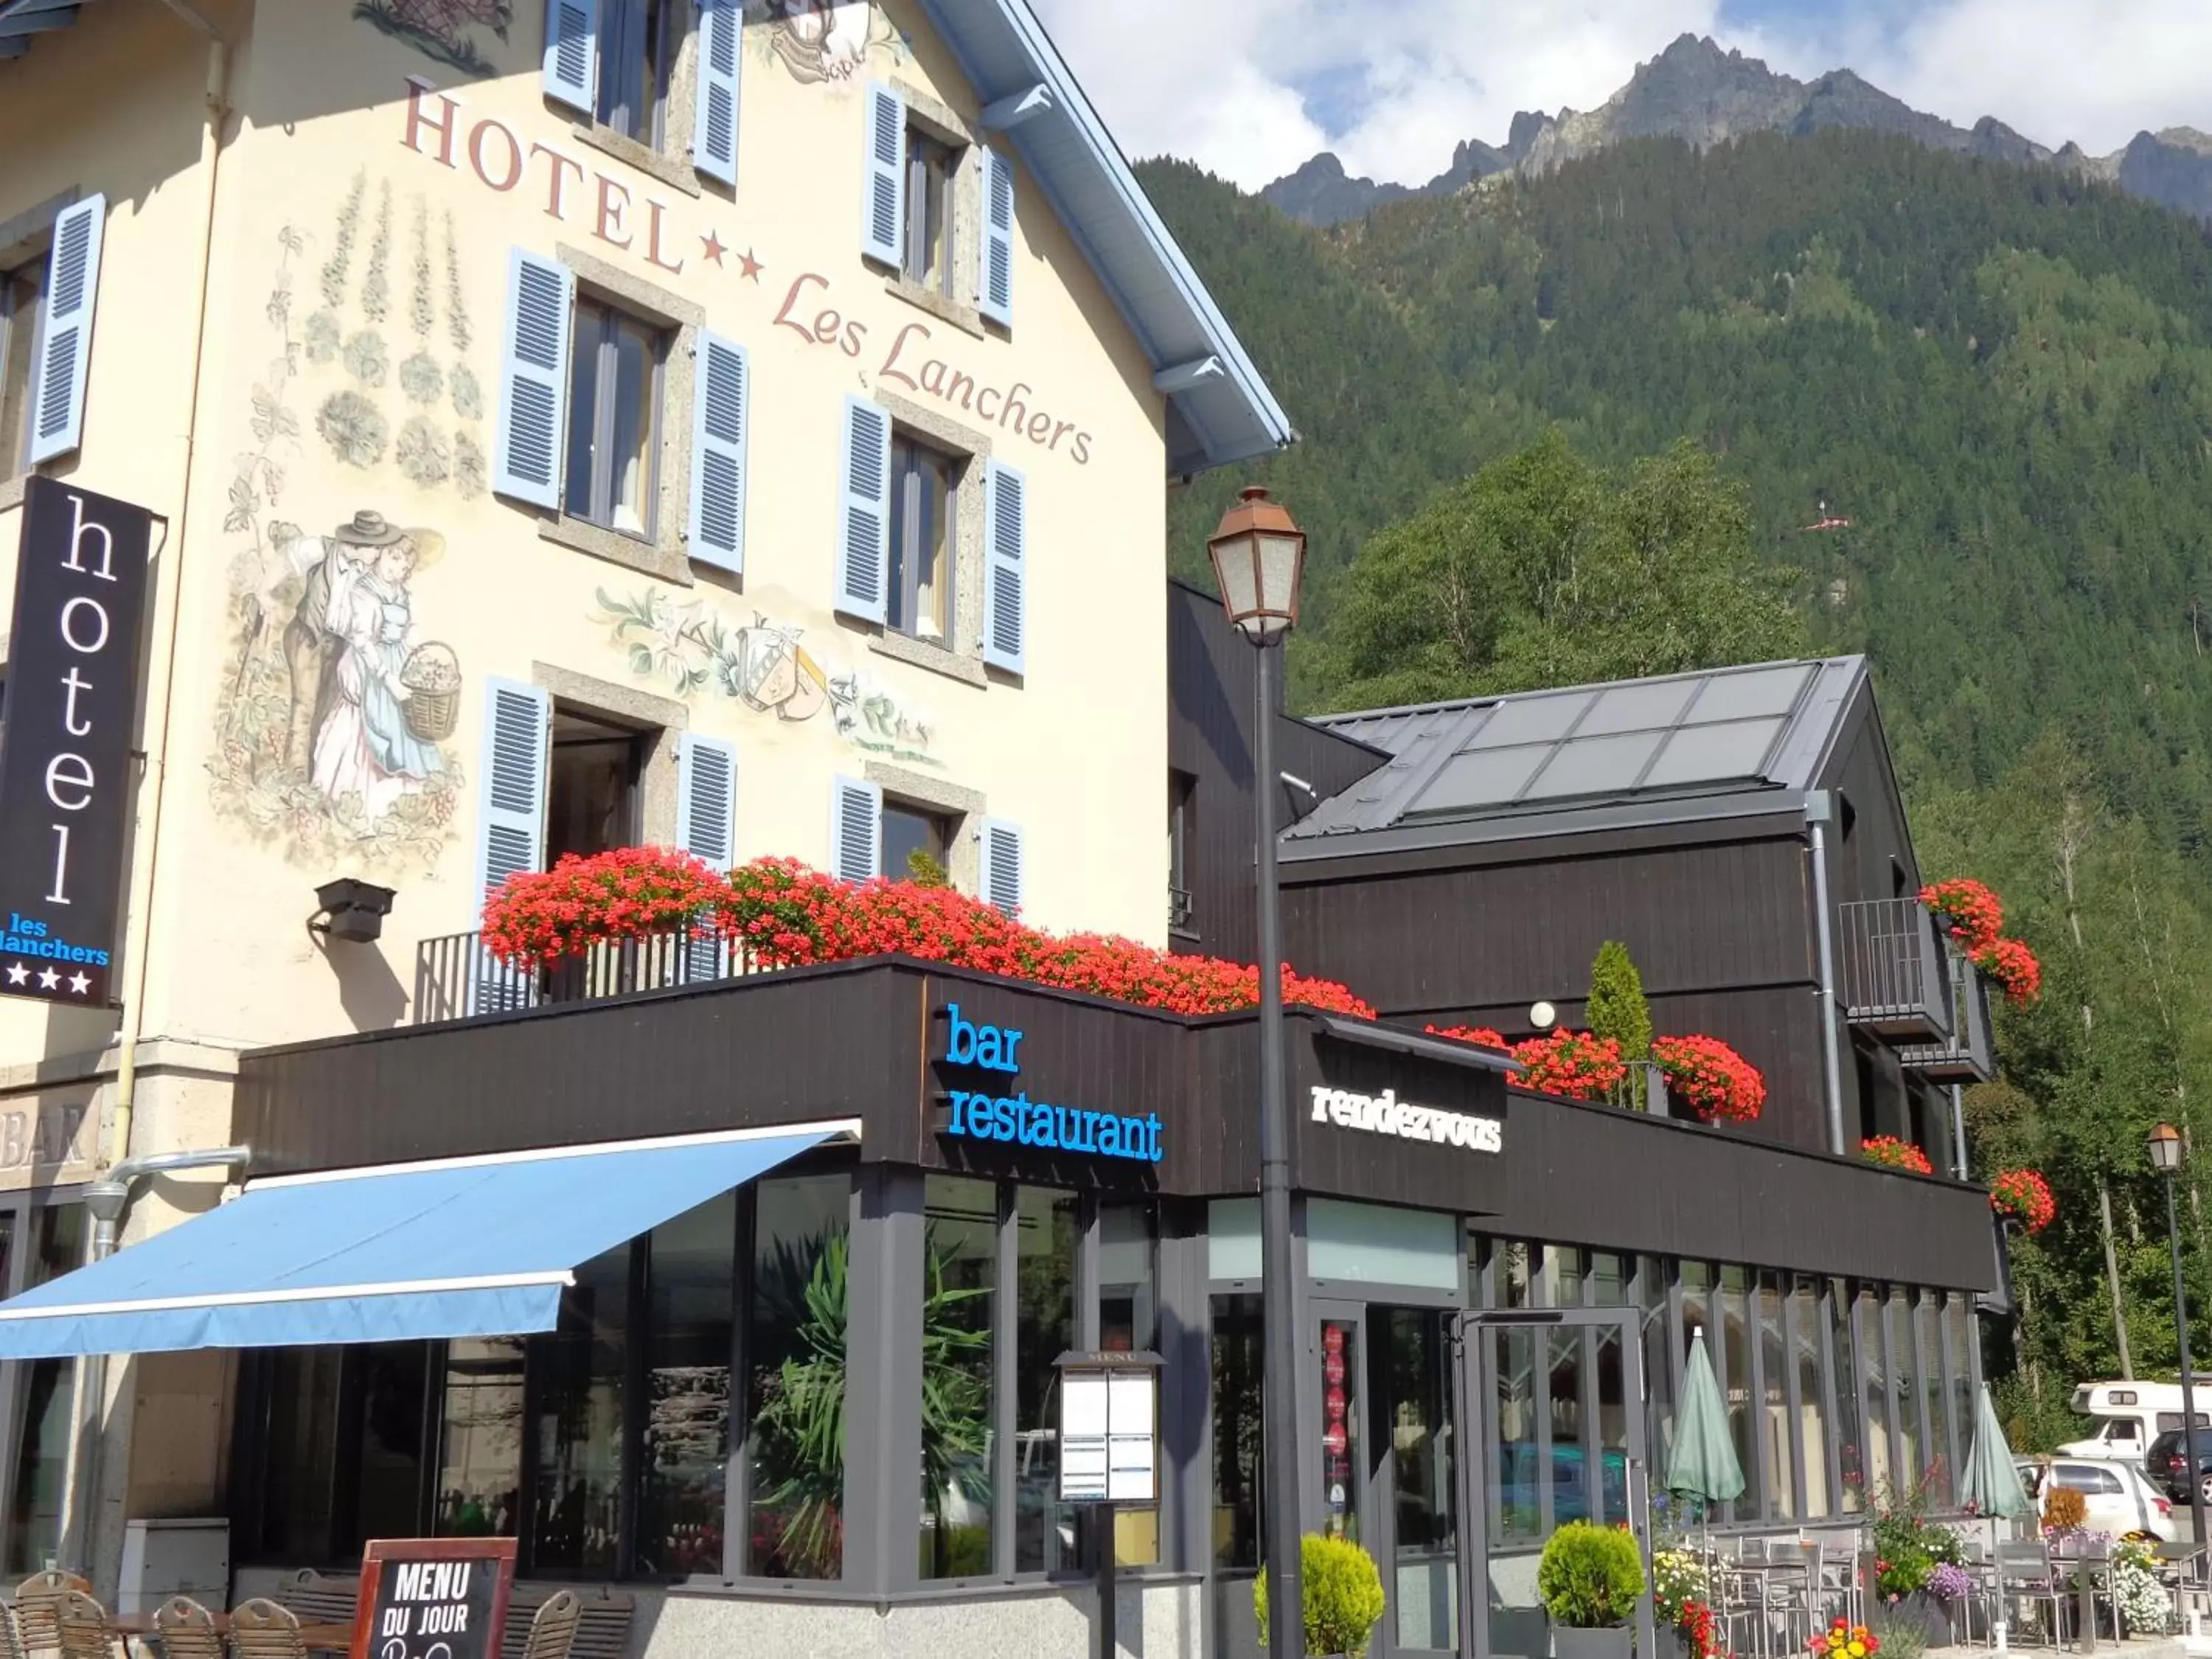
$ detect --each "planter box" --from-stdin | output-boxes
[1554,1627,1635,1659]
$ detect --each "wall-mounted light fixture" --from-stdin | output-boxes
[308,878,396,945]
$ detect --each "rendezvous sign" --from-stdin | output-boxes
[0,480,155,1007]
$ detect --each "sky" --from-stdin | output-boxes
[1023,0,2212,193]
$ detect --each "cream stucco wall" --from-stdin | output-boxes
[0,0,1189,1577]
[1,0,1178,1068]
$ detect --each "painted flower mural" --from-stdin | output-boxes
[355,0,512,77]
[759,1,902,84]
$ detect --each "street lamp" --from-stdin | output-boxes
[2150,1123,2208,1552]
[1210,486,1308,1659]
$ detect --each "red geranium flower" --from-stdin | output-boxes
[1973,936,2042,1005]
[1511,1030,1627,1100]
[1990,1167,2056,1233]
[1921,878,2005,953]
[1652,1034,1766,1123]
[1860,1136,1935,1175]
[1425,1025,1510,1051]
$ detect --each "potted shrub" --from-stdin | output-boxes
[1255,1534,1388,1658]
[1538,1520,1646,1659]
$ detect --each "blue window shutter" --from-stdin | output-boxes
[982,460,1026,675]
[979,149,1015,327]
[27,194,106,465]
[677,732,739,981]
[978,818,1024,918]
[835,397,891,623]
[476,678,550,912]
[693,0,742,185]
[677,733,739,870]
[861,82,905,266]
[688,332,748,573]
[543,0,599,114]
[830,776,883,883]
[473,678,550,1013]
[494,248,574,507]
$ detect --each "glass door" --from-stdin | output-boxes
[1312,1304,1366,1548]
[1458,1309,1654,1659]
[1379,1307,1460,1658]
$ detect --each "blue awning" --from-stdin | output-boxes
[0,1122,858,1359]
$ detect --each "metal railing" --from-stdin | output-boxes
[1836,897,1952,1041]
[413,927,762,1025]
[1169,886,1194,935]
[1606,1062,1672,1116]
[1901,947,1995,1082]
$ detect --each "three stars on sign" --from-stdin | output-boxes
[4,961,91,995]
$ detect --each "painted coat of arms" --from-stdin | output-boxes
[355,0,513,77]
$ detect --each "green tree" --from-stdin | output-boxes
[1587,941,1655,1107]
[1310,431,1806,711]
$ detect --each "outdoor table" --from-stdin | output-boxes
[1719,1557,1814,1659]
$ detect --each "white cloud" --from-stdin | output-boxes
[1026,0,2212,192]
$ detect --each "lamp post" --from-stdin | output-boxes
[2150,1123,2209,1552]
[1210,486,1307,1659]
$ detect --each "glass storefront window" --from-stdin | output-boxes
[1502,1242,1532,1309]
[262,1348,343,1559]
[1890,1289,1920,1495]
[919,1175,996,1579]
[1759,1273,1792,1520]
[1791,1278,1831,1517]
[437,1338,525,1541]
[1916,1293,1950,1503]
[1388,1308,1458,1652]
[1829,1279,1864,1512]
[351,1345,430,1553]
[1590,1253,1627,1306]
[1211,1293,1265,1569]
[9,1206,83,1575]
[1719,1266,1754,1522]
[1944,1293,1975,1499]
[1321,1316,1361,1543]
[1014,1187,1077,1573]
[640,1193,734,1579]
[1860,1287,1893,1500]
[1100,1205,1160,1568]
[1641,1256,1676,1475]
[1491,1323,1540,1543]
[746,1175,849,1580]
[532,1242,629,1575]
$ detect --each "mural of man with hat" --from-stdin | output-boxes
[283,510,405,774]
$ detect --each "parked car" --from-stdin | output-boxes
[2143,1427,2212,1505]
[2017,1455,2179,1541]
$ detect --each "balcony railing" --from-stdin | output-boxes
[413,928,764,1025]
[1169,886,1194,935]
[1837,897,1953,1042]
[1902,947,1995,1083]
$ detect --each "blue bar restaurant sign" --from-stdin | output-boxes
[0,479,155,1006]
[936,1003,1164,1164]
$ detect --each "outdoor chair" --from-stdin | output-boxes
[495,1590,633,1659]
[150,1597,223,1659]
[269,1571,355,1658]
[13,1574,91,1656]
[52,1591,117,1659]
[0,1604,26,1659]
[518,1593,579,1659]
[1995,1540,2062,1647]
[229,1600,307,1659]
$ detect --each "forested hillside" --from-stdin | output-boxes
[1140,133,2212,1439]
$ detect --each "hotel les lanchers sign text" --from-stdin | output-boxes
[400,78,1099,468]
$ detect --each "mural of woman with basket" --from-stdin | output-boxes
[305,515,461,828]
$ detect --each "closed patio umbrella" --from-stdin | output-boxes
[1666,1327,1747,1517]
[1958,1382,2034,1648]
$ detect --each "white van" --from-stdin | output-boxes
[2060,1381,2211,1458]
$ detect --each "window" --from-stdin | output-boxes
[7,1205,83,1574]
[0,260,39,474]
[1013,1188,1077,1573]
[888,434,957,644]
[546,709,646,865]
[1169,771,1196,936]
[1210,1292,1265,1569]
[919,1175,996,1579]
[563,298,663,540]
[597,0,678,145]
[903,128,959,296]
[745,1175,850,1579]
[880,799,950,884]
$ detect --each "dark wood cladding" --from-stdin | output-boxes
[1489,1085,1994,1290]
[233,959,1994,1290]
[1166,579,1386,959]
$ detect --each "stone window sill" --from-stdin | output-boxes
[571,122,702,198]
[538,513,691,585]
[883,275,987,341]
[869,627,987,687]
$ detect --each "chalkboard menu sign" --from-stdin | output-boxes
[348,1539,517,1659]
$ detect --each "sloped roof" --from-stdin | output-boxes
[1284,657,1868,854]
[1,0,1295,477]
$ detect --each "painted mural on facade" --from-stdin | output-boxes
[208,201,475,874]
[355,0,512,77]
[597,588,937,764]
[756,1,902,84]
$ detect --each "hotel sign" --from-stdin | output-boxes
[936,1004,1163,1165]
[1310,1085,1503,1154]
[0,479,155,1006]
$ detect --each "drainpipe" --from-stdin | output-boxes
[68,6,232,1581]
[67,1146,250,1576]
[1806,792,1848,1155]
[1951,1083,1969,1182]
